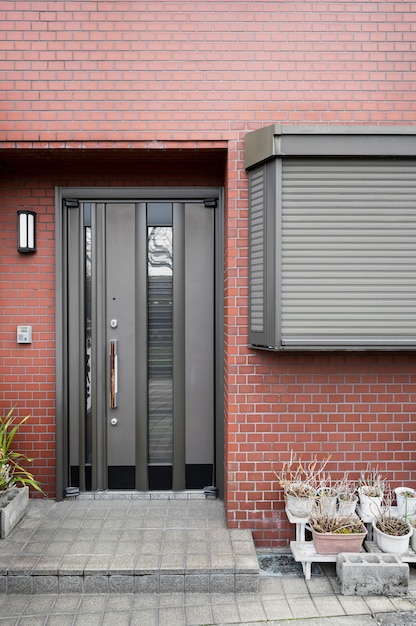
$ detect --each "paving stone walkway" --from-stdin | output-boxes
[0,495,415,625]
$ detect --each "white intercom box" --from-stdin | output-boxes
[17,326,32,344]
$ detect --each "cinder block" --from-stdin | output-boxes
[0,487,29,538]
[337,552,409,596]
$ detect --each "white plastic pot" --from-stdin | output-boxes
[317,488,338,516]
[395,487,416,519]
[358,488,382,517]
[372,521,412,554]
[337,496,358,517]
[285,484,316,518]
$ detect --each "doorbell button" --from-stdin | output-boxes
[110,319,118,328]
[110,418,118,426]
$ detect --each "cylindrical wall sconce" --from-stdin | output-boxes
[18,211,36,253]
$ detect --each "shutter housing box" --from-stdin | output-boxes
[246,125,416,350]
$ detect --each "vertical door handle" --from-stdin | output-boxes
[110,339,118,408]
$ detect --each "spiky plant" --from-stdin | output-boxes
[0,408,44,494]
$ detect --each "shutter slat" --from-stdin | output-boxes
[249,168,266,335]
[281,159,416,341]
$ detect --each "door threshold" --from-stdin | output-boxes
[74,490,207,501]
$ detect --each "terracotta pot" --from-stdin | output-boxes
[311,525,367,555]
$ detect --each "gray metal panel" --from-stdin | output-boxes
[281,158,416,345]
[244,125,416,169]
[184,203,214,465]
[172,203,186,490]
[267,160,280,349]
[249,167,266,336]
[67,207,82,470]
[91,204,107,489]
[61,187,220,201]
[106,203,137,466]
[248,162,280,349]
[135,203,148,490]
[55,187,66,500]
[214,188,224,498]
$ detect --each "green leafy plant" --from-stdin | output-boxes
[0,408,44,494]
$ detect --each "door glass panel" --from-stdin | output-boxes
[84,221,92,465]
[147,219,173,466]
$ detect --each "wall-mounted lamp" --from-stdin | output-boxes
[18,211,36,253]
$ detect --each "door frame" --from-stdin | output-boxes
[55,186,224,501]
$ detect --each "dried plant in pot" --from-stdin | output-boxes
[372,492,413,555]
[358,465,385,517]
[274,451,331,518]
[395,487,416,519]
[316,477,338,516]
[309,497,367,555]
[335,475,358,517]
[407,517,416,552]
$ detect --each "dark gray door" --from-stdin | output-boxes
[67,200,215,491]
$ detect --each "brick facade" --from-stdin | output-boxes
[0,2,415,547]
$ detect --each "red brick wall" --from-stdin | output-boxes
[1,2,415,546]
[0,150,225,499]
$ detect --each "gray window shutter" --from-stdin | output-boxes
[248,163,279,348]
[281,158,416,347]
[249,167,266,340]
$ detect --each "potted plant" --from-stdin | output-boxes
[372,493,413,555]
[309,499,367,555]
[395,487,416,519]
[358,465,385,517]
[407,517,416,552]
[0,408,44,537]
[275,451,331,518]
[336,476,358,516]
[316,478,338,516]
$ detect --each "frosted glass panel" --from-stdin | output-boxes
[147,226,173,465]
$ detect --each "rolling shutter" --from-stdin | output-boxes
[249,167,266,336]
[281,158,416,347]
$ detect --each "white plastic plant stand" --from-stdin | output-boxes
[285,508,310,542]
[290,541,340,580]
[365,540,416,563]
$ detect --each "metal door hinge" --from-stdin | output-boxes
[64,198,79,208]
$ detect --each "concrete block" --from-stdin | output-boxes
[0,487,29,538]
[337,552,409,596]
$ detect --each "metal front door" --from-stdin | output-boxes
[66,199,215,491]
